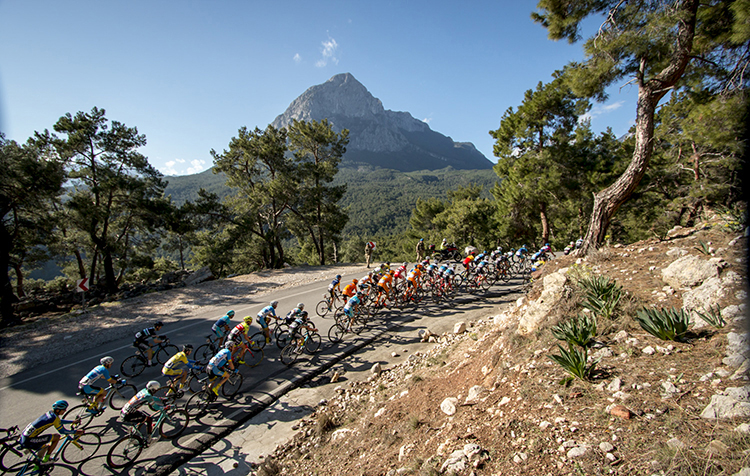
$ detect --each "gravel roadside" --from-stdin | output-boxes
[0,263,368,379]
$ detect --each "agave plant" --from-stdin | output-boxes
[551,314,597,348]
[577,275,622,320]
[635,307,690,341]
[694,304,726,329]
[549,344,598,382]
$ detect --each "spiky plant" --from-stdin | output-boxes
[551,313,597,348]
[694,304,726,329]
[549,344,598,383]
[577,275,622,320]
[635,307,690,341]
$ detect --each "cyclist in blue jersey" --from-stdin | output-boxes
[78,356,118,413]
[212,310,235,345]
[256,301,279,344]
[206,341,237,396]
[328,275,342,300]
[341,292,363,330]
[20,400,83,464]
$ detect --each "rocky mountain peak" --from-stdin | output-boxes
[272,73,492,171]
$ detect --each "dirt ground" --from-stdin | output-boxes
[257,222,750,476]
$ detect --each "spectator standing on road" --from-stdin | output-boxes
[416,238,426,262]
[364,241,375,268]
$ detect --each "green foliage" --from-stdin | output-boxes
[549,344,598,383]
[125,257,179,284]
[695,240,711,255]
[694,304,726,329]
[576,275,623,320]
[551,313,597,348]
[635,307,691,342]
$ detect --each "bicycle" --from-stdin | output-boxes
[184,369,243,417]
[63,376,137,428]
[280,327,321,365]
[120,337,179,378]
[248,315,290,350]
[7,424,101,475]
[106,404,189,469]
[153,363,206,405]
[233,342,264,369]
[315,291,344,318]
[0,426,22,471]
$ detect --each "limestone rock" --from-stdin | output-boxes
[517,270,569,335]
[701,385,750,419]
[660,254,722,289]
[440,397,459,416]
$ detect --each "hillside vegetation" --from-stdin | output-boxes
[256,218,749,476]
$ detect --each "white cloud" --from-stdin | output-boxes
[160,158,206,176]
[316,36,339,67]
[422,117,432,124]
[293,53,302,63]
[580,100,625,122]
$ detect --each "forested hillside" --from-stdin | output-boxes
[164,165,498,236]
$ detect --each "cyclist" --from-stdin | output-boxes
[206,341,237,397]
[227,316,254,364]
[120,381,163,438]
[19,400,83,464]
[212,310,235,346]
[162,344,198,394]
[133,321,164,367]
[284,303,307,325]
[342,279,358,298]
[342,292,363,330]
[376,270,393,306]
[78,356,118,413]
[256,300,279,344]
[462,252,475,273]
[328,275,342,300]
[358,272,374,292]
[287,307,316,347]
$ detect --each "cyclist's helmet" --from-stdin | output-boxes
[271,300,279,307]
[155,321,163,327]
[100,356,114,366]
[402,262,408,267]
[297,303,305,310]
[243,315,253,324]
[224,340,235,350]
[146,381,161,392]
[335,275,341,280]
[182,344,193,353]
[353,279,358,284]
[52,400,69,411]
[227,310,235,317]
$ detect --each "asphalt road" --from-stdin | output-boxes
[0,268,528,476]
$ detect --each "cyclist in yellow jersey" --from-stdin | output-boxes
[162,344,197,392]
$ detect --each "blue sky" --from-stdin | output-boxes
[0,0,637,176]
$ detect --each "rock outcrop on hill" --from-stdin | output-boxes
[271,73,493,171]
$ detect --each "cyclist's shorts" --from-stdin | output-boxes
[133,339,149,352]
[344,307,355,318]
[257,315,268,329]
[19,434,52,451]
[79,384,102,395]
[162,367,183,377]
[121,410,148,426]
[207,364,227,378]
[212,326,227,338]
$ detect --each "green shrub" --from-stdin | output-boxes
[694,304,726,329]
[551,313,597,348]
[577,275,622,320]
[549,344,598,383]
[635,306,690,341]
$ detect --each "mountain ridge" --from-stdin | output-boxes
[272,73,493,171]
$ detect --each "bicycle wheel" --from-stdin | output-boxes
[315,299,330,318]
[63,404,96,429]
[280,343,299,365]
[109,383,137,410]
[328,323,345,343]
[156,344,179,364]
[194,343,215,364]
[159,408,190,439]
[120,355,146,378]
[221,372,244,398]
[107,435,143,469]
[0,445,25,471]
[241,348,263,368]
[275,329,291,349]
[248,332,267,351]
[62,432,101,464]
[185,390,212,417]
[304,331,321,354]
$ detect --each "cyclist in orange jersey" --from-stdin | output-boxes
[342,279,358,298]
